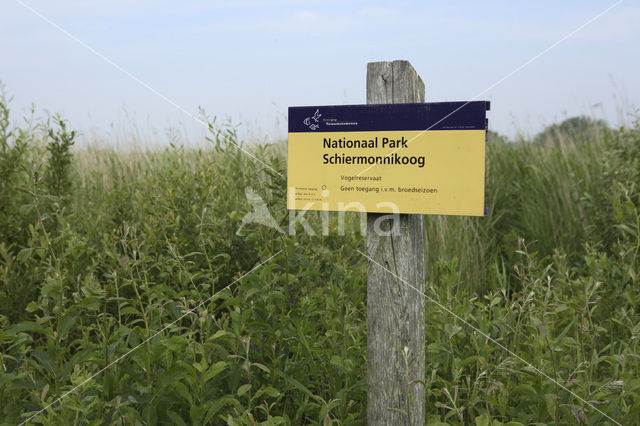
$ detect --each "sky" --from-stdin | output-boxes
[1,0,639,147]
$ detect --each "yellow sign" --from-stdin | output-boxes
[287,102,488,216]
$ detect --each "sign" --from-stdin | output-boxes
[287,101,488,216]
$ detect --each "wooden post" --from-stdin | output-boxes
[366,60,426,425]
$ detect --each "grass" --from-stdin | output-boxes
[1,85,639,425]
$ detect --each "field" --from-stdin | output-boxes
[1,88,639,424]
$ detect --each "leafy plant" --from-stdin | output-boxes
[0,88,638,424]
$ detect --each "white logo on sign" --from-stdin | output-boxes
[303,109,321,131]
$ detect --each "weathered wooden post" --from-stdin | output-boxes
[366,60,426,425]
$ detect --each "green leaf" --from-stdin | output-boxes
[166,410,188,426]
[237,383,251,397]
[297,325,314,361]
[203,361,227,383]
[32,350,56,376]
[544,394,557,420]
[318,399,341,423]
[512,384,537,398]
[120,306,142,316]
[59,313,76,336]
[25,301,39,313]
[273,368,322,403]
[166,336,188,352]
[475,413,490,426]
[9,321,48,336]
[201,397,240,425]
[158,365,188,390]
[460,355,481,368]
[16,247,33,263]
[172,381,194,405]
[263,386,280,398]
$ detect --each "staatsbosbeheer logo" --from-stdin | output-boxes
[303,109,321,131]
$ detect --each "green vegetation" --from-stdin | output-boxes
[1,85,639,424]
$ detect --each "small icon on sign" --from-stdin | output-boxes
[303,109,321,131]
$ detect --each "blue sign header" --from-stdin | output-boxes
[289,101,489,133]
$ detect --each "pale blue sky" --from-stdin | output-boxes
[1,1,639,146]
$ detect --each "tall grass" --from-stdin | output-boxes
[1,86,639,424]
[425,123,616,294]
